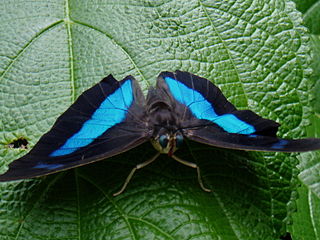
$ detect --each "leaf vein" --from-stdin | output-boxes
[0,20,64,84]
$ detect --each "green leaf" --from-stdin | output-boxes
[293,0,319,14]
[290,185,320,240]
[302,0,320,34]
[289,2,320,240]
[0,1,314,239]
[297,21,320,203]
[309,35,320,115]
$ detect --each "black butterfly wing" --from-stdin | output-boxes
[157,70,320,152]
[0,75,151,181]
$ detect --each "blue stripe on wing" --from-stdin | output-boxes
[271,139,289,149]
[33,163,64,170]
[50,79,133,156]
[165,76,255,134]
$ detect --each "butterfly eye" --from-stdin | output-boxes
[159,135,169,148]
[175,135,183,147]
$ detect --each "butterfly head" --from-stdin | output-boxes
[151,129,183,156]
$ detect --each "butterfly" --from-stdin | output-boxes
[1,70,319,195]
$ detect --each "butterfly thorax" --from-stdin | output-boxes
[146,92,184,156]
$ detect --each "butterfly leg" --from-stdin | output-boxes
[171,155,211,192]
[113,152,161,196]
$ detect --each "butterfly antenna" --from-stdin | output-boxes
[113,152,161,196]
[171,155,211,193]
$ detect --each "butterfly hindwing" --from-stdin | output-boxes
[0,75,150,181]
[186,125,320,152]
